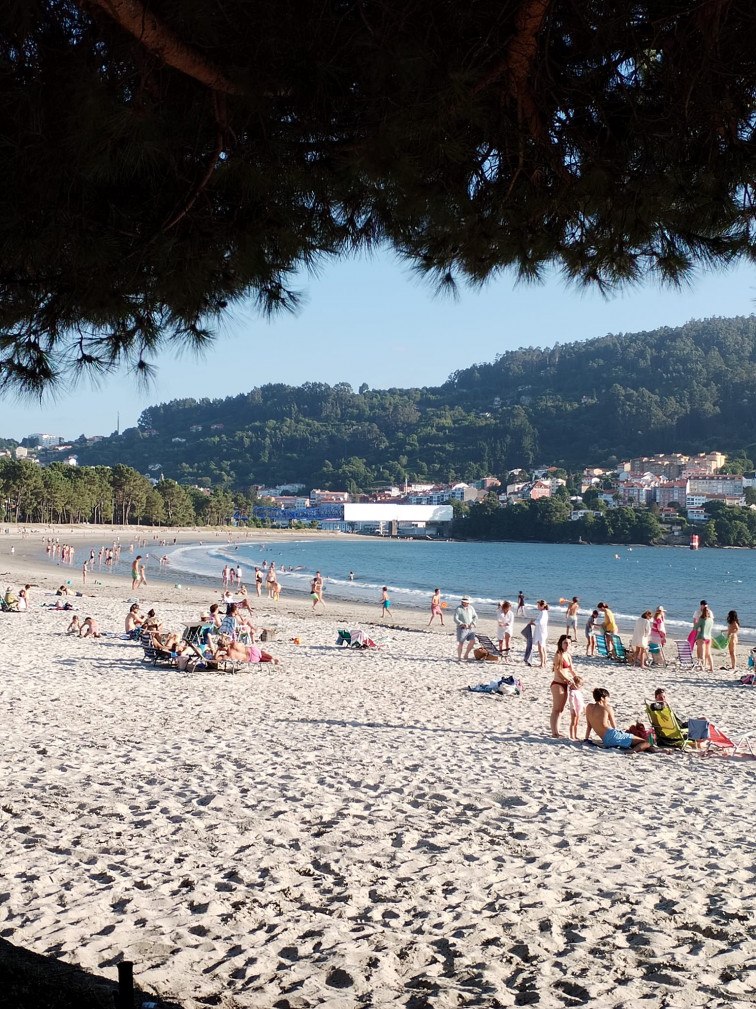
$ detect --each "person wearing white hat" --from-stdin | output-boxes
[454,595,478,661]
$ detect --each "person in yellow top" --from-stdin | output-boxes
[597,601,617,655]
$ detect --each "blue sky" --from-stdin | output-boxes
[3,251,756,441]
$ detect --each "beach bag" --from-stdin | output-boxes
[711,633,729,651]
[740,672,755,685]
[260,628,277,642]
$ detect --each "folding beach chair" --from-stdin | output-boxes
[182,622,213,646]
[140,631,177,668]
[674,639,695,669]
[474,633,501,661]
[610,634,630,663]
[645,702,693,750]
[336,629,376,649]
[700,723,756,758]
[595,634,611,660]
[648,642,667,666]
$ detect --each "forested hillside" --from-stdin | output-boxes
[71,316,756,491]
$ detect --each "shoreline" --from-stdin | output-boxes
[7,523,753,648]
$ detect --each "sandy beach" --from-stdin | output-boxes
[2,526,756,1008]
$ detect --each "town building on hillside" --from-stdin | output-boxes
[310,489,350,504]
[252,501,452,535]
[406,483,478,505]
[654,481,688,508]
[688,474,744,498]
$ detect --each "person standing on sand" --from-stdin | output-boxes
[631,610,653,667]
[584,688,651,751]
[255,567,263,596]
[428,588,444,626]
[585,610,599,656]
[650,606,667,663]
[497,600,513,655]
[381,586,391,617]
[529,600,549,668]
[454,595,478,661]
[516,591,526,617]
[131,555,141,590]
[82,562,87,585]
[597,601,617,656]
[138,560,148,587]
[550,635,578,737]
[565,597,580,641]
[725,610,740,671]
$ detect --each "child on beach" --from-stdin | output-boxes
[497,600,514,656]
[66,615,80,634]
[568,675,585,740]
[585,610,599,655]
[381,586,391,618]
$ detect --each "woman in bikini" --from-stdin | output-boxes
[550,634,578,738]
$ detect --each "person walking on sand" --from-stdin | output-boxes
[428,588,444,626]
[529,600,549,668]
[311,577,325,611]
[131,555,141,591]
[497,600,514,656]
[516,591,526,617]
[454,595,478,661]
[138,560,148,587]
[550,635,578,737]
[565,597,580,642]
[381,586,391,618]
[584,688,651,751]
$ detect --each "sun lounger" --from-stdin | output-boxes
[474,633,501,661]
[645,701,693,749]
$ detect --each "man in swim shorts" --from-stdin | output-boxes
[566,596,579,641]
[584,688,651,751]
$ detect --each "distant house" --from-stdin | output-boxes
[210,423,225,430]
[171,437,186,443]
[190,424,203,433]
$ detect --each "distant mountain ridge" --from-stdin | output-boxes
[71,315,756,491]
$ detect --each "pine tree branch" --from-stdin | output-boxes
[473,0,552,139]
[81,0,240,95]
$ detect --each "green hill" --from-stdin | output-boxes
[71,315,756,491]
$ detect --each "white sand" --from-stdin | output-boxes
[1,527,756,1008]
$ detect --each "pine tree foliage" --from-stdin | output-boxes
[3,1,756,389]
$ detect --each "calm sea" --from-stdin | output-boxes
[163,538,755,636]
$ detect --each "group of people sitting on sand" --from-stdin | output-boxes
[127,594,279,666]
[3,584,30,611]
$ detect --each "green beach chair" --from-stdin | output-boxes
[645,701,693,750]
[610,634,630,663]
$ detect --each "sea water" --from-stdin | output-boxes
[165,538,755,635]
